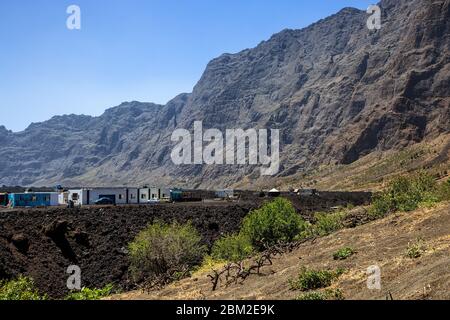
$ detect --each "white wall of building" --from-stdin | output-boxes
[68,187,172,205]
[150,187,160,199]
[160,188,171,200]
[127,188,139,204]
[88,188,128,205]
[58,192,69,205]
[68,189,88,206]
[68,188,126,205]
[139,188,150,202]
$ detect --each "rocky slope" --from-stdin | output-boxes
[0,0,449,188]
[110,202,450,301]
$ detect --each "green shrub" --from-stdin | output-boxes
[211,234,254,262]
[311,211,346,236]
[388,176,421,211]
[289,268,344,291]
[333,247,355,260]
[0,276,47,300]
[128,221,206,283]
[370,192,394,218]
[240,198,307,250]
[369,172,439,217]
[406,238,427,259]
[65,284,114,300]
[296,289,344,301]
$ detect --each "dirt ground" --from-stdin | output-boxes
[0,202,257,298]
[111,202,450,300]
[0,192,371,298]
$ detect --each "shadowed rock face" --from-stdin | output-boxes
[0,0,449,188]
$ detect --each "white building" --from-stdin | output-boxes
[128,188,139,204]
[160,188,171,200]
[139,187,150,202]
[138,187,171,202]
[67,187,170,206]
[68,188,133,206]
[58,192,69,205]
[150,187,160,200]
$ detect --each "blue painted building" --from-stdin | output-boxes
[8,192,59,208]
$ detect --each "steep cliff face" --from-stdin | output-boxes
[0,0,449,188]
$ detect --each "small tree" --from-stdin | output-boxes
[240,198,307,250]
[211,234,254,262]
[128,221,206,284]
[312,211,346,236]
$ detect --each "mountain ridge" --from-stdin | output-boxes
[1,5,368,134]
[1,0,449,188]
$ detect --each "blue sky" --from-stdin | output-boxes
[0,0,374,132]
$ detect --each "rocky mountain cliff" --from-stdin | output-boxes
[1,0,449,188]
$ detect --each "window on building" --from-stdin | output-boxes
[72,193,79,201]
[130,194,135,199]
[119,194,123,200]
[141,194,146,199]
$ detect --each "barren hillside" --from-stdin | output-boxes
[111,202,450,300]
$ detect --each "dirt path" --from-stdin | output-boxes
[112,202,450,300]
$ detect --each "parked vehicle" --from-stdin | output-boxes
[94,197,115,205]
[147,198,160,204]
